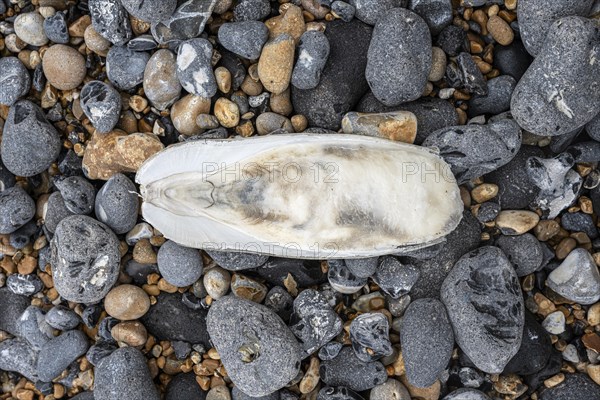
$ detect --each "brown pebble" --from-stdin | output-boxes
[129,95,148,113]
[42,44,87,90]
[400,375,440,400]
[68,15,91,37]
[270,88,293,116]
[255,112,294,135]
[534,220,561,241]
[215,67,232,93]
[496,210,539,235]
[171,94,211,136]
[301,0,329,19]
[84,25,110,56]
[258,34,295,95]
[265,4,306,43]
[487,15,514,46]
[17,255,37,275]
[231,274,268,303]
[214,97,240,128]
[588,303,600,326]
[341,111,418,144]
[583,333,600,353]
[291,114,308,132]
[133,239,157,264]
[104,284,151,320]
[555,237,576,260]
[240,74,263,96]
[471,183,498,203]
[543,373,565,389]
[236,121,255,137]
[111,321,148,347]
[587,365,600,386]
[299,357,320,394]
[428,47,446,82]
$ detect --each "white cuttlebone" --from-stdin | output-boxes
[136,134,463,259]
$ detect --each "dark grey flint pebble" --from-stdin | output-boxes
[95,347,160,400]
[0,338,39,381]
[441,246,524,374]
[43,11,69,44]
[372,256,419,298]
[207,296,301,397]
[166,372,207,400]
[45,305,80,330]
[0,57,30,106]
[151,0,218,46]
[344,257,378,279]
[234,0,271,21]
[0,186,35,234]
[327,260,367,294]
[10,220,37,249]
[468,75,516,117]
[218,21,269,60]
[401,298,454,388]
[541,373,600,400]
[0,156,17,191]
[86,341,117,366]
[446,52,488,95]
[476,201,500,223]
[443,389,491,400]
[7,273,43,296]
[256,258,326,287]
[423,119,521,184]
[517,0,594,57]
[511,17,600,137]
[95,173,139,235]
[177,38,217,98]
[503,311,552,375]
[140,293,210,346]
[44,192,73,234]
[292,30,330,90]
[495,233,543,277]
[436,24,468,57]
[586,111,600,142]
[408,0,452,35]
[320,346,387,392]
[292,19,372,130]
[71,393,95,400]
[55,176,96,215]
[37,330,89,382]
[348,0,406,25]
[264,286,294,322]
[232,386,278,400]
[318,342,344,361]
[0,287,30,336]
[120,0,177,23]
[206,250,269,271]
[493,40,533,82]
[366,8,431,107]
[318,386,365,400]
[567,141,600,163]
[1,100,61,177]
[561,212,598,239]
[157,240,203,287]
[289,289,343,357]
[349,313,392,362]
[51,215,120,304]
[106,46,150,90]
[88,0,132,45]
[127,35,158,51]
[80,81,121,133]
[17,306,54,350]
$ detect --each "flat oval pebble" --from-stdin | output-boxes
[144,49,182,110]
[291,30,330,90]
[495,210,539,235]
[80,81,122,133]
[234,0,271,21]
[408,0,453,36]
[207,295,302,397]
[36,330,89,382]
[218,21,269,60]
[0,57,30,106]
[206,250,269,271]
[17,306,53,349]
[157,240,203,287]
[120,0,177,23]
[42,44,87,90]
[45,305,80,330]
[14,12,48,46]
[106,46,150,90]
[177,38,217,98]
[258,34,295,95]
[468,75,516,117]
[104,284,151,320]
[0,186,35,234]
[88,0,132,45]
[546,248,600,304]
[95,173,139,234]
[370,379,410,400]
[320,346,387,391]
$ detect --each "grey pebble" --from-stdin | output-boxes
[546,248,600,304]
[567,141,600,163]
[7,273,43,296]
[493,39,533,82]
[120,0,177,23]
[539,373,600,400]
[43,11,69,44]
[264,286,294,322]
[144,49,182,110]
[218,21,269,60]
[586,111,600,142]
[495,233,543,277]
[0,156,17,191]
[0,57,30,106]
[207,296,301,397]
[54,176,96,215]
[95,173,139,235]
[9,220,37,250]
[177,38,217,98]
[408,0,452,35]
[320,346,387,391]
[43,192,73,234]
[206,250,268,271]
[232,387,278,400]
[86,341,117,366]
[17,306,54,350]
[0,186,35,234]
[446,52,488,95]
[0,338,39,382]
[151,0,218,46]
[95,347,160,400]
[0,287,30,336]
[370,379,410,400]
[366,8,431,107]
[344,257,378,279]
[127,35,158,51]
[318,342,344,361]
[348,0,406,25]
[45,305,80,330]
[442,388,491,400]
[157,240,203,287]
[203,267,231,299]
[1,100,61,177]
[468,75,516,117]
[106,46,150,90]
[37,330,89,382]
[327,260,367,294]
[561,212,598,239]
[14,11,47,46]
[51,215,120,304]
[504,311,552,375]
[234,0,271,21]
[80,81,122,133]
[372,256,419,299]
[88,0,132,45]
[254,258,325,287]
[475,202,500,223]
[291,30,330,90]
[436,24,468,57]
[350,312,392,362]
[331,1,355,22]
[166,372,207,400]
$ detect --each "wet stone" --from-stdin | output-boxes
[372,256,419,299]
[327,259,367,294]
[7,273,43,296]
[10,221,38,249]
[408,0,452,36]
[0,338,39,382]
[45,305,80,330]
[157,240,203,287]
[468,75,516,117]
[106,46,150,91]
[348,0,406,25]
[446,52,488,96]
[177,38,217,98]
[80,81,122,133]
[206,250,269,271]
[218,21,269,60]
[44,11,69,44]
[349,312,393,362]
[234,0,271,21]
[495,233,543,277]
[0,57,31,106]
[546,248,600,305]
[88,0,132,45]
[291,30,330,90]
[320,346,387,391]
[17,306,54,350]
[95,173,139,235]
[37,330,89,382]
[121,0,177,23]
[0,186,35,234]
[54,176,96,215]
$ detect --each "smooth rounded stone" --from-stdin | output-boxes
[317,386,365,400]
[42,44,86,90]
[1,100,61,177]
[14,11,48,46]
[546,248,600,304]
[341,111,417,143]
[104,284,150,320]
[218,21,269,60]
[44,192,73,234]
[54,176,96,215]
[95,173,139,235]
[206,386,232,400]
[495,234,543,277]
[292,19,372,130]
[85,25,111,56]
[0,186,35,234]
[511,17,600,137]
[327,260,367,294]
[366,8,431,107]
[207,296,301,397]
[203,267,231,299]
[289,289,343,357]
[331,1,355,22]
[258,34,295,95]
[349,312,392,362]
[177,38,217,98]
[71,393,95,400]
[372,256,419,299]
[468,75,516,117]
[89,0,132,45]
[518,0,594,57]
[231,387,279,400]
[567,141,600,163]
[255,112,294,135]
[17,306,54,350]
[0,338,39,381]
[408,0,452,36]
[51,215,120,304]
[423,119,522,184]
[504,311,552,375]
[401,299,454,388]
[291,30,330,90]
[95,347,160,400]
[127,35,158,51]
[441,246,524,374]
[264,286,293,322]
[561,212,598,239]
[343,257,378,279]
[45,305,80,330]
[44,11,69,44]
[151,0,218,46]
[37,330,89,382]
[106,46,150,90]
[231,273,268,303]
[540,373,600,400]
[144,49,182,110]
[120,0,176,23]
[436,24,468,57]
[0,287,31,336]
[446,52,488,96]
[0,57,31,106]
[442,388,491,400]
[348,0,405,25]
[493,40,533,82]
[370,380,410,400]
[206,250,268,271]
[9,220,37,249]
[157,240,203,287]
[7,274,43,296]
[79,81,122,133]
[320,346,387,391]
[166,372,207,400]
[319,342,344,361]
[234,0,271,21]
[140,293,211,346]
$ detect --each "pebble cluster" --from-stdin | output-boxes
[1,0,600,400]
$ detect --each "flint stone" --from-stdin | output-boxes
[495,233,543,277]
[0,57,30,106]
[106,46,150,91]
[151,0,217,46]
[36,330,89,382]
[88,0,132,45]
[348,0,406,25]
[546,248,600,304]
[0,338,39,381]
[218,21,269,60]
[319,346,387,391]
[80,81,121,133]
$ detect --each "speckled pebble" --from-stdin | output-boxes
[89,0,132,45]
[37,330,89,382]
[80,81,122,133]
[177,38,217,98]
[120,0,177,23]
[45,305,80,330]
[95,173,139,235]
[54,176,96,215]
[157,240,203,287]
[205,250,269,271]
[144,49,182,110]
[107,46,150,90]
[218,21,269,60]
[42,44,87,90]
[0,186,35,234]
[291,30,330,90]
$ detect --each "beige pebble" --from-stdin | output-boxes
[255,112,294,135]
[213,0,233,14]
[215,67,232,93]
[241,75,264,96]
[341,111,418,144]
[214,97,240,128]
[265,4,306,43]
[111,321,148,347]
[38,6,56,18]
[5,34,28,53]
[534,219,560,241]
[291,114,308,132]
[487,15,514,46]
[203,267,231,300]
[206,385,231,400]
[105,284,151,320]
[588,364,600,386]
[555,237,576,260]
[231,274,268,303]
[270,88,293,116]
[143,49,182,111]
[301,0,330,19]
[129,95,148,113]
[133,238,157,264]
[42,44,87,90]
[84,25,110,56]
[236,121,255,137]
[587,303,600,326]
[400,375,440,400]
[496,210,539,235]
[130,15,150,36]
[428,47,446,82]
[14,12,48,46]
[257,34,295,95]
[171,94,211,136]
[299,357,320,394]
[544,373,565,388]
[471,183,499,203]
[68,15,91,37]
